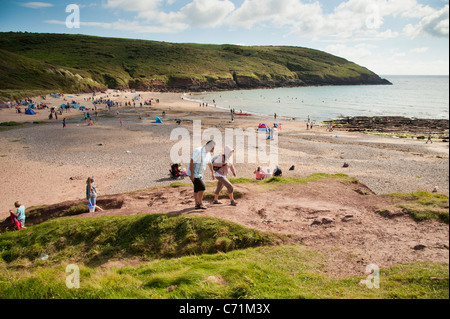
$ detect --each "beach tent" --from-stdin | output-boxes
[257,124,269,132]
[153,116,163,124]
[25,109,36,115]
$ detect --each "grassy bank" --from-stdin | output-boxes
[0,214,285,265]
[0,243,447,299]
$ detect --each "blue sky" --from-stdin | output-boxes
[0,0,448,75]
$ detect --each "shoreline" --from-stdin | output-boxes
[1,90,449,219]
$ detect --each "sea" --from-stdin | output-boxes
[188,76,449,122]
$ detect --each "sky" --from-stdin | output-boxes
[0,0,448,75]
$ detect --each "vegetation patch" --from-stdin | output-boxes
[0,245,447,299]
[0,214,285,266]
[0,122,23,127]
[383,192,449,223]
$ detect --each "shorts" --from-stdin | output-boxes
[192,178,206,193]
[215,176,234,194]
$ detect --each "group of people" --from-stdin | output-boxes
[253,166,282,180]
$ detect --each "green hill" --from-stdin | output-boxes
[0,32,391,101]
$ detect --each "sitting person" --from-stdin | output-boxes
[254,167,266,180]
[170,163,181,178]
[273,166,283,177]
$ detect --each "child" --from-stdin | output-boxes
[11,201,26,229]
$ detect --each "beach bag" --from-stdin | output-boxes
[10,212,23,230]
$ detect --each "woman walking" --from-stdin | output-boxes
[212,146,238,206]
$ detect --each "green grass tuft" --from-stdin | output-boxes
[384,192,449,223]
[0,214,284,265]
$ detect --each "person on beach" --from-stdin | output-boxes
[188,140,216,210]
[62,118,66,128]
[86,177,104,212]
[426,132,433,144]
[212,146,238,206]
[254,167,266,180]
[273,166,283,177]
[11,201,26,229]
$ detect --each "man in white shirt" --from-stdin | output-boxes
[187,140,216,210]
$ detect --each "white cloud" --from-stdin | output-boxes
[403,5,449,38]
[227,0,404,40]
[180,0,235,28]
[104,0,163,11]
[410,47,429,53]
[20,2,53,9]
[325,43,375,63]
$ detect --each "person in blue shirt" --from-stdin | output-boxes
[12,201,26,228]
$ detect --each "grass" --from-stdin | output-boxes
[0,122,23,127]
[0,243,447,299]
[0,214,285,265]
[384,191,449,223]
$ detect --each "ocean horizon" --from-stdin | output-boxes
[188,75,449,123]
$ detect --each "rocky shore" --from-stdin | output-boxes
[330,116,449,140]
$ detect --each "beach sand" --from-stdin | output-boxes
[1,90,449,219]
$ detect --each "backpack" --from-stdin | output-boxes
[212,154,226,172]
[10,212,23,230]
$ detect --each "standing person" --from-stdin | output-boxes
[62,118,66,128]
[212,146,238,206]
[86,177,104,212]
[11,201,26,229]
[426,132,433,144]
[188,140,216,210]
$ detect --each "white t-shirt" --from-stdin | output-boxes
[187,146,212,179]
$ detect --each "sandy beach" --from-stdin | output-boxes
[0,90,449,219]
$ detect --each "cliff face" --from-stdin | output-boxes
[126,74,391,92]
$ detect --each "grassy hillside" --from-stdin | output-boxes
[0,32,390,101]
[0,48,105,101]
[0,214,447,299]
